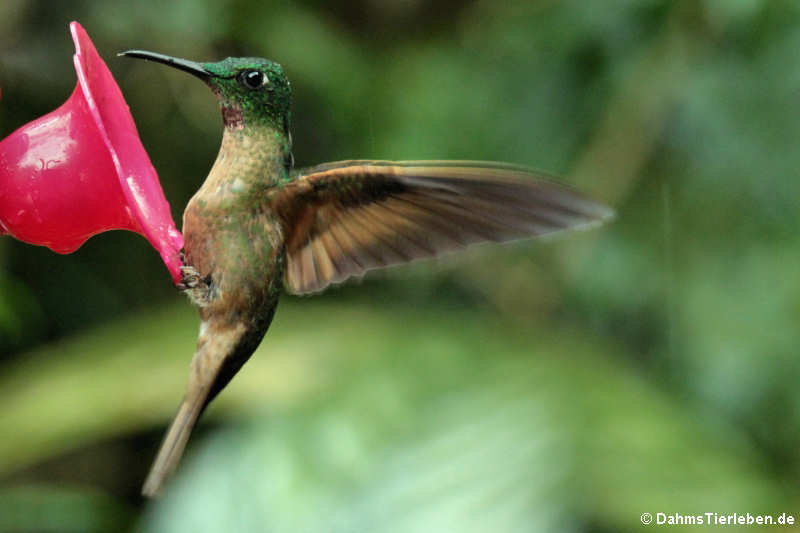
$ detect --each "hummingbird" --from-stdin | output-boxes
[121,50,613,497]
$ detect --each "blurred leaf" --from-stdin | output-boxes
[0,484,133,533]
[134,302,794,532]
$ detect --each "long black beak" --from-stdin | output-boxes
[119,50,211,80]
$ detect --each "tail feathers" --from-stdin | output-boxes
[142,394,207,498]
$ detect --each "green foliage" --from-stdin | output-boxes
[2,302,795,532]
[0,485,133,533]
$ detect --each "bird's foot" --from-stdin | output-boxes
[177,265,204,290]
[178,265,213,307]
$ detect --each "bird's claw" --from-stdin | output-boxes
[177,265,205,291]
[178,265,214,307]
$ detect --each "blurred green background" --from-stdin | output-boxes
[2,0,799,531]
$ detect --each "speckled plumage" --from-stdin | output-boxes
[182,124,287,397]
[122,50,613,497]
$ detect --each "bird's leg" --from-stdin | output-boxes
[177,264,204,289]
[178,264,214,307]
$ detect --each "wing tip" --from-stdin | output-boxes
[586,201,616,223]
[546,201,615,238]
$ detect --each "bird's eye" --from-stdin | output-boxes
[239,70,267,89]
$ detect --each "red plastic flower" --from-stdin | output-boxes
[0,22,184,282]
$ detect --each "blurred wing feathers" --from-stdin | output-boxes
[269,161,612,295]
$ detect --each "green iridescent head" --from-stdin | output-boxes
[121,50,291,132]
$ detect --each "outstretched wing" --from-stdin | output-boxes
[268,160,613,295]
